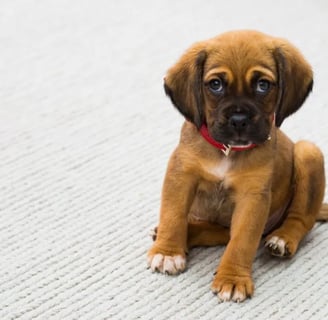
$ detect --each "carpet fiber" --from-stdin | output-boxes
[1,1,328,319]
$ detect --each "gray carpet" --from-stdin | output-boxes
[1,0,328,319]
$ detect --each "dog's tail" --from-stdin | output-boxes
[317,203,328,221]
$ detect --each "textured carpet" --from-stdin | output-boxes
[1,1,328,319]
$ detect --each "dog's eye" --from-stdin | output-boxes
[256,79,271,94]
[208,79,224,94]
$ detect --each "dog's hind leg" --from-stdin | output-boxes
[265,141,325,257]
[187,221,230,249]
[151,221,230,250]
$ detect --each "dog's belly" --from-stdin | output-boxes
[189,180,235,227]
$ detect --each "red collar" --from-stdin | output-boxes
[199,124,257,156]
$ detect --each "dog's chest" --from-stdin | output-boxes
[189,159,235,227]
[206,157,231,180]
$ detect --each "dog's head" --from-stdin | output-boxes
[164,30,313,146]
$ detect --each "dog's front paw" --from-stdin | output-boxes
[147,253,186,275]
[211,271,254,303]
[265,234,296,257]
[147,245,186,275]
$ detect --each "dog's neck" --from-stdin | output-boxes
[199,124,257,156]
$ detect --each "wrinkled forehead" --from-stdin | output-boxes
[203,43,277,84]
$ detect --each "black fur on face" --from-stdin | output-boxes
[205,96,273,146]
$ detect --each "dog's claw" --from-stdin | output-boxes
[149,227,158,241]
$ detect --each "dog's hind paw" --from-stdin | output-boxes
[149,227,158,241]
[265,235,293,257]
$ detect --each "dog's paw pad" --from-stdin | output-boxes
[147,254,186,275]
[265,236,291,257]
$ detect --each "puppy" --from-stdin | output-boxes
[147,30,327,302]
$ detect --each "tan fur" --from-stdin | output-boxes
[148,30,326,303]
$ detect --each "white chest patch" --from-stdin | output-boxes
[207,157,231,179]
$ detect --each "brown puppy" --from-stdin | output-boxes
[147,30,327,302]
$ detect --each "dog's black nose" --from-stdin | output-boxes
[229,113,249,130]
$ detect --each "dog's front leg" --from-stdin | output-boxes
[147,152,198,275]
[212,191,270,302]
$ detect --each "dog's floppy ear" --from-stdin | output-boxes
[273,40,313,127]
[164,43,207,129]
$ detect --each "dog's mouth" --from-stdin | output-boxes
[200,124,267,154]
[208,115,272,147]
[221,133,270,146]
[210,127,268,145]
[228,139,254,147]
